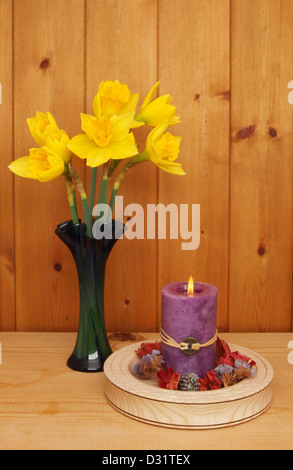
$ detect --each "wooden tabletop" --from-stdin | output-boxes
[0,332,292,450]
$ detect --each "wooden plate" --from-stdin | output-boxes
[104,342,274,429]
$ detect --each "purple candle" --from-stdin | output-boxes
[160,278,217,378]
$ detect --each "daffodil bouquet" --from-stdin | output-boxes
[9,81,185,237]
[8,81,186,372]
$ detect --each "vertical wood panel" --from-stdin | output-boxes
[1,1,292,333]
[0,0,15,330]
[158,0,230,331]
[14,0,85,331]
[86,0,158,332]
[229,0,293,331]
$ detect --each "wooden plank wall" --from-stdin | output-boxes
[0,0,14,330]
[0,0,292,333]
[230,0,293,332]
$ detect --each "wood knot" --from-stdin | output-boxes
[124,298,130,305]
[193,93,200,101]
[234,125,256,141]
[223,90,230,101]
[54,263,62,272]
[108,332,139,342]
[3,254,14,274]
[268,127,277,138]
[39,58,50,69]
[257,243,266,257]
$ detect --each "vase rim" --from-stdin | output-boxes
[55,219,125,236]
[56,219,84,232]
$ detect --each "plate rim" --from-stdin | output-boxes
[104,341,274,405]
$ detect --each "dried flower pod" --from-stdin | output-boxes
[222,367,252,388]
[132,351,164,379]
[214,364,234,380]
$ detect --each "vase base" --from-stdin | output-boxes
[67,353,104,372]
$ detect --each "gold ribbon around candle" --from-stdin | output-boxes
[160,328,218,356]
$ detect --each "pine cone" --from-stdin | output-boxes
[178,372,200,391]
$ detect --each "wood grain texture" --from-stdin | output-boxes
[13,0,85,331]
[157,0,230,332]
[229,0,293,331]
[85,0,158,332]
[0,332,291,449]
[0,1,292,333]
[0,0,15,330]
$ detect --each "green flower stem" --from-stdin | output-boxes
[116,152,148,186]
[88,167,97,220]
[108,153,148,219]
[75,253,111,361]
[107,185,118,223]
[65,176,78,224]
[107,159,121,180]
[81,197,92,237]
[75,265,102,359]
[73,187,77,215]
[95,162,110,222]
[98,162,109,204]
[69,165,92,237]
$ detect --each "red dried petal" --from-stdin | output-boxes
[156,370,167,388]
[168,372,180,390]
[216,337,231,361]
[135,341,161,358]
[218,354,235,367]
[204,370,222,390]
[157,367,180,389]
[198,378,208,391]
[217,348,256,370]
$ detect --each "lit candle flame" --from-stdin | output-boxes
[187,276,194,296]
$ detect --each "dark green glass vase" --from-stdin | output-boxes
[55,219,124,372]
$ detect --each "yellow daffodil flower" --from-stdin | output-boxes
[144,122,185,175]
[93,80,135,117]
[44,129,72,164]
[27,111,59,146]
[135,81,180,127]
[68,111,138,168]
[92,80,143,129]
[9,147,65,182]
